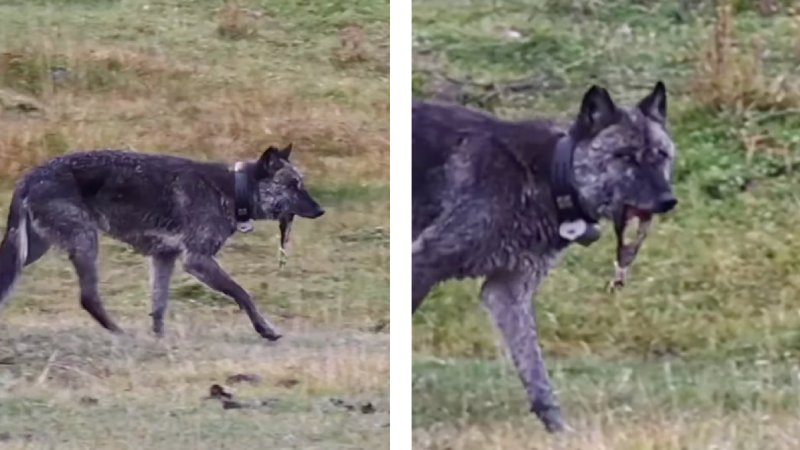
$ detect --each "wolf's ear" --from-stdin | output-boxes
[577,85,619,136]
[638,81,667,124]
[259,146,281,164]
[280,143,293,160]
[256,146,284,179]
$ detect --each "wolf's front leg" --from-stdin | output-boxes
[149,252,178,336]
[182,253,281,341]
[481,270,565,433]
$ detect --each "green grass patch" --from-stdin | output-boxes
[413,356,800,428]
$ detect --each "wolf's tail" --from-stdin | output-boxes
[0,189,28,304]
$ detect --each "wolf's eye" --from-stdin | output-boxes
[614,148,637,164]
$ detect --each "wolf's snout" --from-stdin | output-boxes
[653,192,677,213]
[300,203,324,219]
[310,206,325,218]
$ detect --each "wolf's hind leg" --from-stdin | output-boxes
[182,253,281,341]
[30,200,121,334]
[411,208,487,313]
[23,223,50,267]
[69,231,122,333]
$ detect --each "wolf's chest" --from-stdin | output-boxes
[481,213,565,274]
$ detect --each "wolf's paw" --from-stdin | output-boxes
[151,322,165,338]
[607,263,628,292]
[607,278,625,292]
[262,332,282,342]
[532,401,566,433]
[255,324,282,341]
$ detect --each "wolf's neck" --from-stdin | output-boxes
[508,119,564,172]
[191,160,240,203]
[510,120,605,220]
[571,145,607,220]
[200,161,278,221]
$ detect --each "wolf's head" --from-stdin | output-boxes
[569,82,676,283]
[252,144,325,220]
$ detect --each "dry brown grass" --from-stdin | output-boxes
[335,25,371,66]
[2,313,388,397]
[0,40,388,183]
[331,24,390,77]
[691,0,800,112]
[0,313,389,449]
[216,1,260,41]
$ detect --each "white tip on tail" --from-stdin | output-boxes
[17,214,28,267]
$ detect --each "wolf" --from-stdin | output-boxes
[412,82,677,432]
[0,143,324,340]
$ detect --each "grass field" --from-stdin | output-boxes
[0,0,388,448]
[413,0,800,448]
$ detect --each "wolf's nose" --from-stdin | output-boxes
[654,193,677,213]
[311,207,325,218]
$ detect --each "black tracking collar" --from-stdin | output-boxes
[233,162,255,233]
[550,133,601,246]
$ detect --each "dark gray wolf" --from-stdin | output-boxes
[412,82,677,432]
[0,144,323,340]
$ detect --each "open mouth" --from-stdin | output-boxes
[609,205,654,291]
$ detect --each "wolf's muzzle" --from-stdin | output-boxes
[653,192,677,214]
[308,206,325,218]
